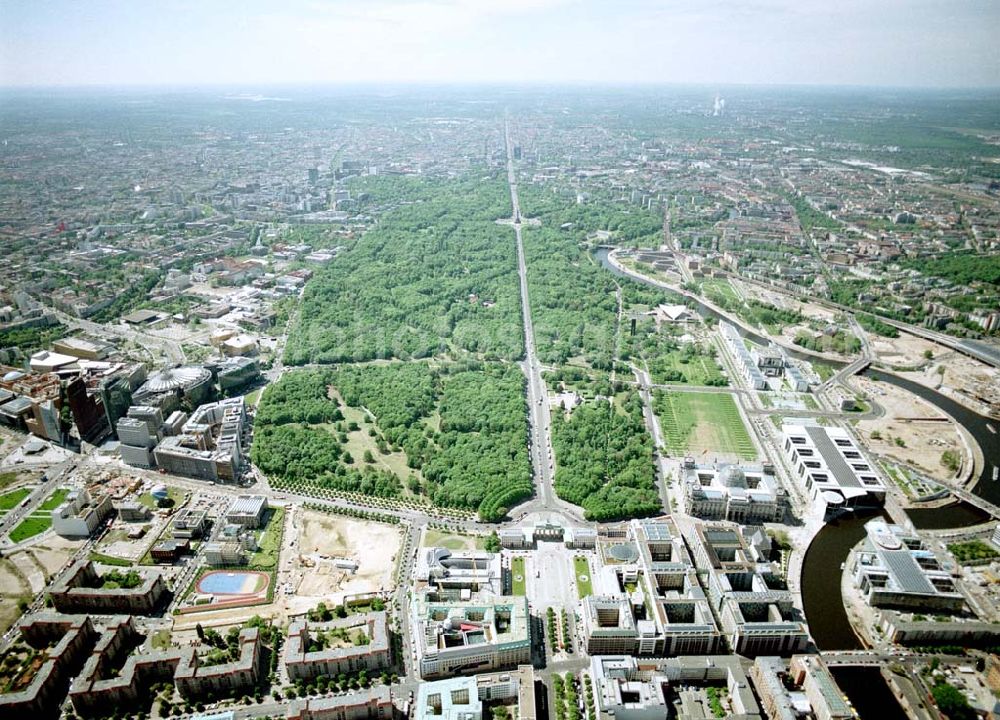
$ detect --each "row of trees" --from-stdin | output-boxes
[284,177,524,365]
[251,423,402,497]
[551,392,661,521]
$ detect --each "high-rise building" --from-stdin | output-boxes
[66,376,109,444]
[100,375,134,438]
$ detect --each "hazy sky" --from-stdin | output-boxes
[2,0,998,88]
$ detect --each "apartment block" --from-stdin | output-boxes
[49,560,168,615]
[285,612,391,682]
[751,655,853,720]
[414,667,535,720]
[590,655,762,720]
[175,627,265,699]
[69,616,186,717]
[286,686,396,720]
[0,614,98,718]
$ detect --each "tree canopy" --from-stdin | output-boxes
[551,392,661,521]
[284,177,523,365]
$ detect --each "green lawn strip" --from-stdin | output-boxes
[8,488,71,543]
[247,507,285,570]
[574,556,593,599]
[89,552,135,567]
[9,517,50,543]
[37,488,70,513]
[511,557,526,596]
[0,488,30,511]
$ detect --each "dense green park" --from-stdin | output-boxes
[251,362,532,521]
[551,392,661,521]
[522,225,619,367]
[517,183,665,369]
[283,176,523,365]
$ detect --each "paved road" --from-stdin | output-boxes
[504,116,582,524]
[820,650,969,667]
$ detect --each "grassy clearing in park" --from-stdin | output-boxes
[654,391,756,460]
[649,350,726,386]
[700,278,740,305]
[511,557,526,596]
[422,528,485,551]
[574,556,593,599]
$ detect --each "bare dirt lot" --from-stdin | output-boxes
[0,558,29,595]
[898,352,1000,417]
[30,534,85,577]
[871,333,941,369]
[855,375,965,482]
[292,511,401,600]
[743,284,838,324]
